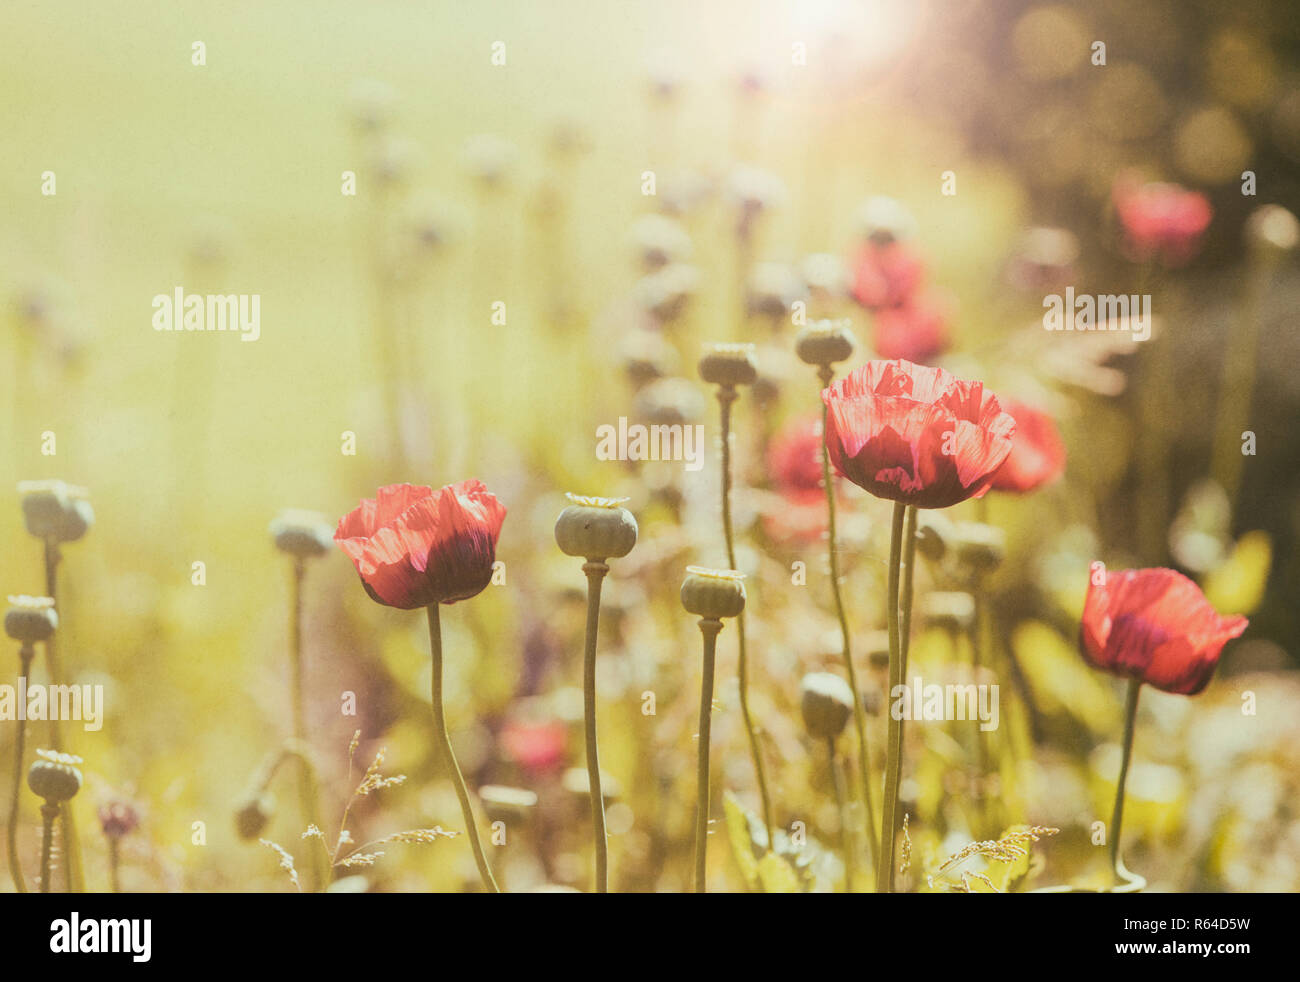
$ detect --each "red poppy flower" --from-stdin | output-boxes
[821,360,1015,509]
[500,719,567,776]
[989,399,1066,494]
[764,414,834,542]
[335,481,506,609]
[849,241,925,311]
[1080,567,1247,695]
[872,294,951,364]
[1112,175,1212,267]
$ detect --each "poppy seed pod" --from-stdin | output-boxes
[4,595,58,644]
[28,750,83,803]
[234,793,274,841]
[270,509,334,559]
[698,343,758,388]
[799,672,855,740]
[554,495,638,560]
[680,566,746,620]
[19,480,93,543]
[796,320,856,367]
[922,592,976,633]
[915,513,953,562]
[954,522,1007,574]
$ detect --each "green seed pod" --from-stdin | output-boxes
[27,750,83,803]
[554,495,638,560]
[915,513,953,562]
[799,672,855,740]
[269,509,334,559]
[19,480,93,543]
[954,521,1006,574]
[234,792,274,841]
[698,342,758,388]
[795,320,856,367]
[4,595,58,644]
[680,566,746,620]
[922,591,976,633]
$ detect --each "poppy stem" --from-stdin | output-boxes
[38,803,58,893]
[716,387,776,850]
[41,539,83,894]
[900,505,918,678]
[1110,678,1142,889]
[425,604,500,893]
[816,365,878,881]
[877,500,907,893]
[108,838,121,893]
[7,643,34,893]
[581,559,610,893]
[827,736,855,892]
[694,617,722,892]
[288,557,325,892]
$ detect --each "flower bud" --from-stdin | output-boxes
[680,566,746,620]
[5,595,57,644]
[922,592,976,633]
[98,800,141,839]
[857,196,916,246]
[19,480,93,543]
[795,320,856,367]
[28,750,83,803]
[954,521,1006,574]
[698,342,758,388]
[234,793,274,841]
[554,495,638,560]
[799,672,855,740]
[269,509,335,559]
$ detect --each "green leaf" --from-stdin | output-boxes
[757,851,802,893]
[1203,530,1271,616]
[722,791,762,892]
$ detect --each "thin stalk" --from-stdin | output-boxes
[694,618,722,892]
[1210,257,1268,510]
[581,559,610,893]
[39,803,58,893]
[288,557,325,892]
[969,585,993,837]
[7,643,34,892]
[827,736,855,892]
[1110,679,1142,889]
[900,505,918,677]
[717,387,775,848]
[108,838,121,893]
[42,540,82,893]
[877,501,907,893]
[817,365,877,878]
[425,604,500,893]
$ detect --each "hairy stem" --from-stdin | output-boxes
[42,541,82,893]
[717,387,775,849]
[288,557,325,892]
[877,501,906,893]
[817,366,877,879]
[7,644,34,892]
[426,604,499,893]
[581,559,610,893]
[1110,679,1142,889]
[694,618,722,892]
[827,736,855,892]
